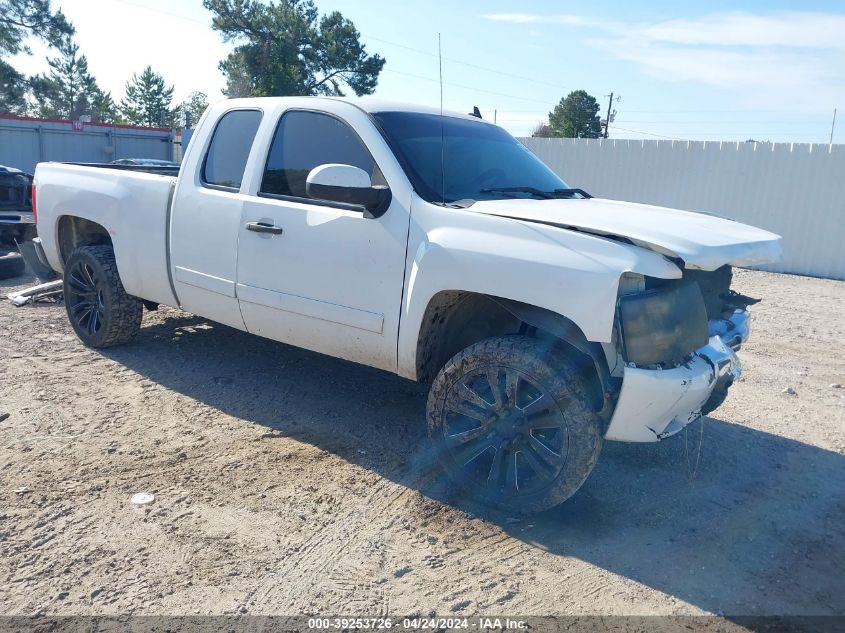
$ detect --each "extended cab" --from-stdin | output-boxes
[33,97,782,513]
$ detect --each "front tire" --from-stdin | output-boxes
[63,245,142,348]
[427,336,602,514]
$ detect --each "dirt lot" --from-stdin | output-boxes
[0,268,843,617]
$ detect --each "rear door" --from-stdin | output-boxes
[170,108,262,329]
[235,104,411,371]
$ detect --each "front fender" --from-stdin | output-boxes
[396,206,681,379]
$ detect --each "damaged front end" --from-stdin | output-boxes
[604,266,752,442]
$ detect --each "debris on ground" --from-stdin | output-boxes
[13,487,31,495]
[130,493,155,506]
[1,269,843,616]
[6,279,63,306]
[781,386,797,395]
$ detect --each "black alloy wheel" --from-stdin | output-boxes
[427,336,603,513]
[65,259,106,338]
[63,246,142,348]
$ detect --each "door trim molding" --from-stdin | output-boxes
[174,266,236,298]
[236,283,384,334]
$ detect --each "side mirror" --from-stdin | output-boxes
[305,164,391,219]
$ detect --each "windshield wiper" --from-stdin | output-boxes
[480,187,594,200]
[553,188,593,199]
[480,186,554,200]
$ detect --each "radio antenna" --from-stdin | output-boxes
[438,32,445,205]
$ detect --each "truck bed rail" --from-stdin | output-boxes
[61,162,181,176]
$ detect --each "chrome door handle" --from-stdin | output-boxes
[246,222,283,235]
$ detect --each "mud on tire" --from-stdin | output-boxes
[426,335,603,514]
[63,245,142,348]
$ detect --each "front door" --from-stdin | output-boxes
[235,107,410,372]
[170,108,263,330]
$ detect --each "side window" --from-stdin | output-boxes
[261,110,378,200]
[202,109,262,190]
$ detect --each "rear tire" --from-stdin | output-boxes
[0,250,25,280]
[63,245,142,348]
[427,335,603,514]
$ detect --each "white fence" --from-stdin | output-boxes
[519,137,845,280]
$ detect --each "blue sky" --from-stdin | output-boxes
[11,0,845,142]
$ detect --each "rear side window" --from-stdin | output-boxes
[261,110,376,199]
[202,109,262,190]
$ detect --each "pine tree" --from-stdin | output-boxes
[89,87,120,124]
[1,0,74,115]
[120,66,175,127]
[176,90,209,128]
[30,36,95,119]
[0,0,73,55]
[549,90,602,139]
[204,0,384,98]
[0,59,27,114]
[531,122,556,138]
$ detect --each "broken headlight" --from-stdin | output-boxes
[618,281,709,366]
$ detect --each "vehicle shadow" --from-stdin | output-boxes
[102,312,845,617]
[0,270,34,289]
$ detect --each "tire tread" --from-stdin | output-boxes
[64,245,142,347]
[426,335,603,513]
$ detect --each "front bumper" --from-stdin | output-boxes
[604,310,747,442]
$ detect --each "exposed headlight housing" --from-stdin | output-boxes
[618,281,709,366]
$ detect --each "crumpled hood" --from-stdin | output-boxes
[469,197,782,270]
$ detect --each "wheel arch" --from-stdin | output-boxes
[57,215,113,265]
[413,290,611,413]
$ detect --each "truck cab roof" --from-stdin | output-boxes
[218,95,493,124]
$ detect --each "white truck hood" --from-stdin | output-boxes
[469,197,782,271]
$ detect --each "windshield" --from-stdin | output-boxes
[371,111,570,204]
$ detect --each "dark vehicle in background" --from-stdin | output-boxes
[1,160,179,280]
[0,165,33,279]
[110,158,179,167]
[0,165,35,245]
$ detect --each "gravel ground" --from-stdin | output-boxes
[0,268,843,617]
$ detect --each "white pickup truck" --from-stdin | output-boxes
[33,97,781,512]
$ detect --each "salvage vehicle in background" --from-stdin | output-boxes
[110,158,180,168]
[32,97,782,513]
[0,164,34,279]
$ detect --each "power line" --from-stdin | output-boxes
[603,92,620,138]
[109,0,567,108]
[619,109,828,113]
[382,69,553,106]
[609,126,684,140]
[611,127,833,140]
[110,0,210,26]
[364,34,568,93]
[82,0,840,143]
[830,108,838,144]
[614,119,830,124]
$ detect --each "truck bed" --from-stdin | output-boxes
[34,162,180,308]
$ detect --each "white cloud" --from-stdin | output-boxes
[482,13,584,25]
[482,10,845,114]
[634,12,845,50]
[11,0,228,104]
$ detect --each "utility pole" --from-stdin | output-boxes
[830,108,838,145]
[603,93,619,138]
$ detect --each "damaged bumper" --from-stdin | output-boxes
[604,310,747,442]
